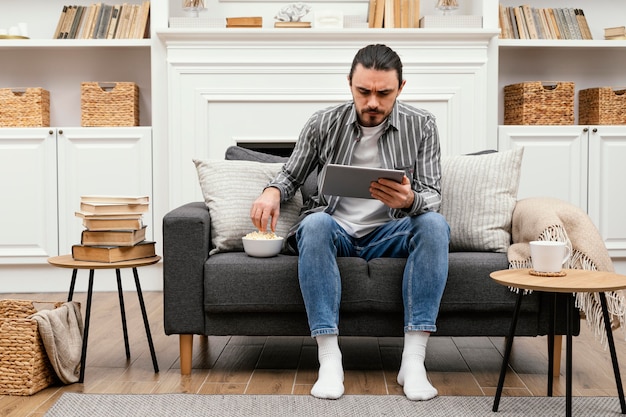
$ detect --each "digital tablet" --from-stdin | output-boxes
[321,164,405,199]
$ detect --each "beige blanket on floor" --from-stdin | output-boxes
[30,301,83,384]
[508,197,626,346]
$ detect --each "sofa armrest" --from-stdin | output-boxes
[163,201,211,335]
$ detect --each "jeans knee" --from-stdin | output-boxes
[297,213,335,243]
[410,212,450,245]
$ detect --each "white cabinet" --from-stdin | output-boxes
[0,129,58,263]
[0,127,152,264]
[499,125,626,258]
[498,126,587,210]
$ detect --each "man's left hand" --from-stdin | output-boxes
[370,176,414,209]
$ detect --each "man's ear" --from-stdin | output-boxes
[398,79,407,95]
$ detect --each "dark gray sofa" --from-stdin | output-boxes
[163,146,579,375]
[163,204,578,375]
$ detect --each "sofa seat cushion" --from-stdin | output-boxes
[204,252,540,316]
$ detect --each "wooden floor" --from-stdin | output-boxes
[2,290,626,417]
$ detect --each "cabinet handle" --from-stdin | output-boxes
[583,128,588,132]
[592,128,598,133]
[58,129,63,135]
[49,130,54,135]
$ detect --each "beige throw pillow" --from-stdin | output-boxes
[440,148,524,253]
[193,159,303,255]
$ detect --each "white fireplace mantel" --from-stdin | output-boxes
[157,28,499,208]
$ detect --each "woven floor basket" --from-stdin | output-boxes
[579,87,626,125]
[81,82,139,127]
[0,88,50,127]
[504,81,575,125]
[0,300,57,396]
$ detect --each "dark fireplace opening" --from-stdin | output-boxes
[237,141,296,158]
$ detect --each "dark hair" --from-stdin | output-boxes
[348,44,403,88]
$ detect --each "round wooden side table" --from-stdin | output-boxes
[490,268,626,417]
[47,255,161,383]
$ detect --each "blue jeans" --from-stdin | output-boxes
[296,211,450,337]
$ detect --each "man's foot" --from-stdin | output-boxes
[397,331,438,401]
[311,334,344,400]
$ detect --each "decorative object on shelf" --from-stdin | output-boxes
[503,81,575,125]
[419,14,481,28]
[275,3,311,21]
[182,0,205,18]
[81,82,139,127]
[0,87,50,127]
[579,87,626,125]
[436,0,458,15]
[605,26,626,40]
[313,9,344,29]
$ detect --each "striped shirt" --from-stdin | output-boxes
[269,100,442,221]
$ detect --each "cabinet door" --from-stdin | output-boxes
[57,127,153,255]
[588,127,626,257]
[0,129,58,263]
[498,126,587,211]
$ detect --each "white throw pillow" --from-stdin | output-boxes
[193,159,303,255]
[440,148,524,253]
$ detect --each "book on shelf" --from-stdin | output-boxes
[369,0,419,28]
[82,216,144,231]
[274,21,311,28]
[79,201,149,215]
[499,5,592,40]
[52,2,150,39]
[72,240,156,263]
[81,226,147,246]
[226,17,263,27]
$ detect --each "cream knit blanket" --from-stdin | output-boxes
[30,301,83,384]
[508,197,626,346]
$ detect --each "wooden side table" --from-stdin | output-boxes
[491,268,626,416]
[47,255,161,383]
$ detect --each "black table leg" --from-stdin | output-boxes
[599,292,626,414]
[116,268,131,360]
[132,267,159,373]
[566,294,573,417]
[67,269,78,302]
[78,269,95,383]
[493,290,524,412]
[547,293,556,396]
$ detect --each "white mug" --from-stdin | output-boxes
[530,241,571,273]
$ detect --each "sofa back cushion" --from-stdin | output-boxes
[441,148,524,253]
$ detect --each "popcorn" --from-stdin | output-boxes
[244,231,281,240]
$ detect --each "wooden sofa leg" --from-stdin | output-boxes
[180,334,193,375]
[552,335,562,377]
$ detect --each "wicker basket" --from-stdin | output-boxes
[504,81,575,125]
[0,88,50,127]
[81,82,139,127]
[579,87,626,125]
[0,299,58,395]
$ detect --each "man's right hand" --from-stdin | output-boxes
[250,187,281,232]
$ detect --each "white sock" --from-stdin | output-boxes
[311,335,344,400]
[397,331,438,401]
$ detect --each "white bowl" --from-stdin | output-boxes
[242,237,284,258]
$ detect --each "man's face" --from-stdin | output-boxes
[349,64,405,127]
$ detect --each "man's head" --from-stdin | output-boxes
[348,44,406,127]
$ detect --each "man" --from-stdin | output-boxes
[250,44,449,401]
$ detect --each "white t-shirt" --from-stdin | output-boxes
[332,123,391,238]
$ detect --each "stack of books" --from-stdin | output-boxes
[498,5,592,40]
[368,0,420,28]
[72,195,156,262]
[605,26,626,40]
[53,1,150,39]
